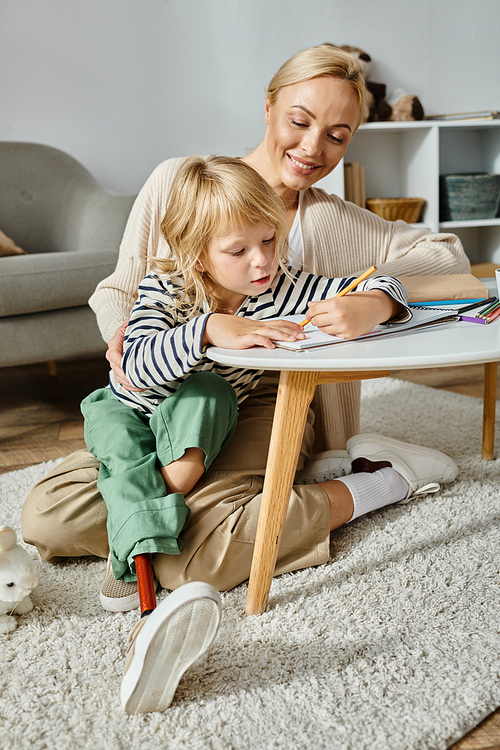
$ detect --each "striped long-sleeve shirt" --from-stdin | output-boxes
[109,267,410,416]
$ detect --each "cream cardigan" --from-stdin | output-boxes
[89,156,470,448]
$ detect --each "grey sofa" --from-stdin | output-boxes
[0,142,135,367]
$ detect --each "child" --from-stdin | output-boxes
[81,155,455,714]
[82,154,409,583]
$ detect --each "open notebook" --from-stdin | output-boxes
[270,304,477,351]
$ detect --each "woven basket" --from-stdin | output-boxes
[440,173,500,221]
[366,197,426,223]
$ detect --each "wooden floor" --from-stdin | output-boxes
[0,356,499,747]
[0,356,110,473]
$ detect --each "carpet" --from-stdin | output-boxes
[1,377,500,750]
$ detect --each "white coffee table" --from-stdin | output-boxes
[207,315,500,615]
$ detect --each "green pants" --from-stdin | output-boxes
[81,371,238,580]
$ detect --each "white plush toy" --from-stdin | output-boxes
[0,526,38,634]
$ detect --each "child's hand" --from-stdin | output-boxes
[204,315,306,350]
[306,291,400,339]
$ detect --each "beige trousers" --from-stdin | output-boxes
[22,376,331,591]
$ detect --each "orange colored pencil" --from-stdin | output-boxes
[299,265,377,326]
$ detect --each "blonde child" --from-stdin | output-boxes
[80,155,456,715]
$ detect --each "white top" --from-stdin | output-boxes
[287,204,303,269]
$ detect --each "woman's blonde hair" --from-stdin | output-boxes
[267,43,368,127]
[154,155,289,312]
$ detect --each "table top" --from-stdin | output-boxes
[207,311,500,374]
[208,278,500,373]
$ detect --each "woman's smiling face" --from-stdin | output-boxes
[263,76,360,195]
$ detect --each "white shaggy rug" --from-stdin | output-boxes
[1,377,500,750]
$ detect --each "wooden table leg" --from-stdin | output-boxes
[245,370,319,616]
[482,362,498,460]
[244,369,390,616]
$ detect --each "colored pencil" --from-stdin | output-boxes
[481,299,500,315]
[299,265,377,326]
[460,315,487,324]
[457,299,493,314]
[486,306,500,323]
[477,298,499,318]
[481,306,500,320]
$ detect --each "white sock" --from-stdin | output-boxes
[335,468,410,522]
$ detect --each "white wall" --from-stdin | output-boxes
[1,0,499,194]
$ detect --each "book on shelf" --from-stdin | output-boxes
[425,110,500,122]
[343,161,365,207]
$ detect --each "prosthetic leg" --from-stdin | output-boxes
[134,554,157,617]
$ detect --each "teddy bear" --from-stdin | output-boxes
[339,45,425,123]
[0,526,38,633]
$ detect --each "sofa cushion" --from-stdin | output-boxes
[0,306,106,367]
[0,249,118,318]
[0,229,25,256]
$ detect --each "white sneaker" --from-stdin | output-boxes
[346,433,458,502]
[121,581,222,714]
[295,450,352,485]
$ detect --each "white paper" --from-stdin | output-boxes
[269,309,462,351]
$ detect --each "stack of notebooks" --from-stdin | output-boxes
[344,162,366,208]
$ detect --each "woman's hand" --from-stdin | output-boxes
[203,314,306,350]
[105,321,144,391]
[305,291,401,339]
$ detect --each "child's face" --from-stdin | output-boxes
[201,222,280,310]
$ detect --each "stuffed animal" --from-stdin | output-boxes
[0,526,38,633]
[340,45,424,123]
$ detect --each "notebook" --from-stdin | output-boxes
[270,306,466,351]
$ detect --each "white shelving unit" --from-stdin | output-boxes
[316,119,500,264]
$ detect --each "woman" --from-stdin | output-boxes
[23,44,468,604]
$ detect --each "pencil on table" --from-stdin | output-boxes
[299,265,377,326]
[477,298,499,318]
[486,306,500,323]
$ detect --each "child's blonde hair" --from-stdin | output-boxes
[154,155,289,312]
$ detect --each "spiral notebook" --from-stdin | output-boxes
[270,306,466,351]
